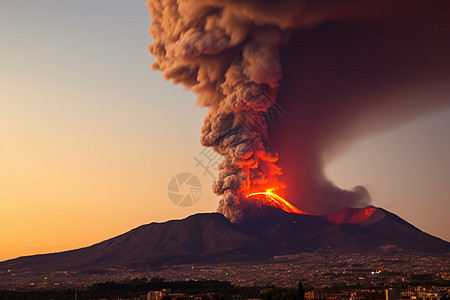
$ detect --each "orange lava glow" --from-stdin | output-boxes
[246,190,307,215]
[327,207,377,224]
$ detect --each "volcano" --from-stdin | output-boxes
[1,202,448,274]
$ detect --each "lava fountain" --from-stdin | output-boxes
[246,190,306,215]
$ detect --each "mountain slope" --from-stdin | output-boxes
[327,207,449,252]
[1,207,448,273]
[2,213,266,272]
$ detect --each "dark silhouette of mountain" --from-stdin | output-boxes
[1,206,448,273]
[325,206,448,253]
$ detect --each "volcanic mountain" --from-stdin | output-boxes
[1,205,448,273]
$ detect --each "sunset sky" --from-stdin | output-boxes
[1,1,449,262]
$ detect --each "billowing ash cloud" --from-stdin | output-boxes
[147,0,450,220]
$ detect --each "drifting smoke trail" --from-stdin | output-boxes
[147,0,450,220]
[270,5,450,215]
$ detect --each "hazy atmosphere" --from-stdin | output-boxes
[1,0,449,263]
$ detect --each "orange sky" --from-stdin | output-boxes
[0,1,449,262]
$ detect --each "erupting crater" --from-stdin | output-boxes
[246,191,307,215]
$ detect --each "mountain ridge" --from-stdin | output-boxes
[1,206,448,273]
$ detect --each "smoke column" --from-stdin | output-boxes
[147,0,450,220]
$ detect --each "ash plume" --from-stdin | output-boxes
[147,0,450,220]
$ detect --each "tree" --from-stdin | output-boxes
[297,280,305,300]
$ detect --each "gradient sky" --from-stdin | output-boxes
[1,1,449,262]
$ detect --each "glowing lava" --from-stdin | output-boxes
[246,191,307,215]
[327,207,377,224]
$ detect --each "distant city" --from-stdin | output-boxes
[1,249,448,299]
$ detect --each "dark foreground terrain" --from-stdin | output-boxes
[1,274,449,300]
